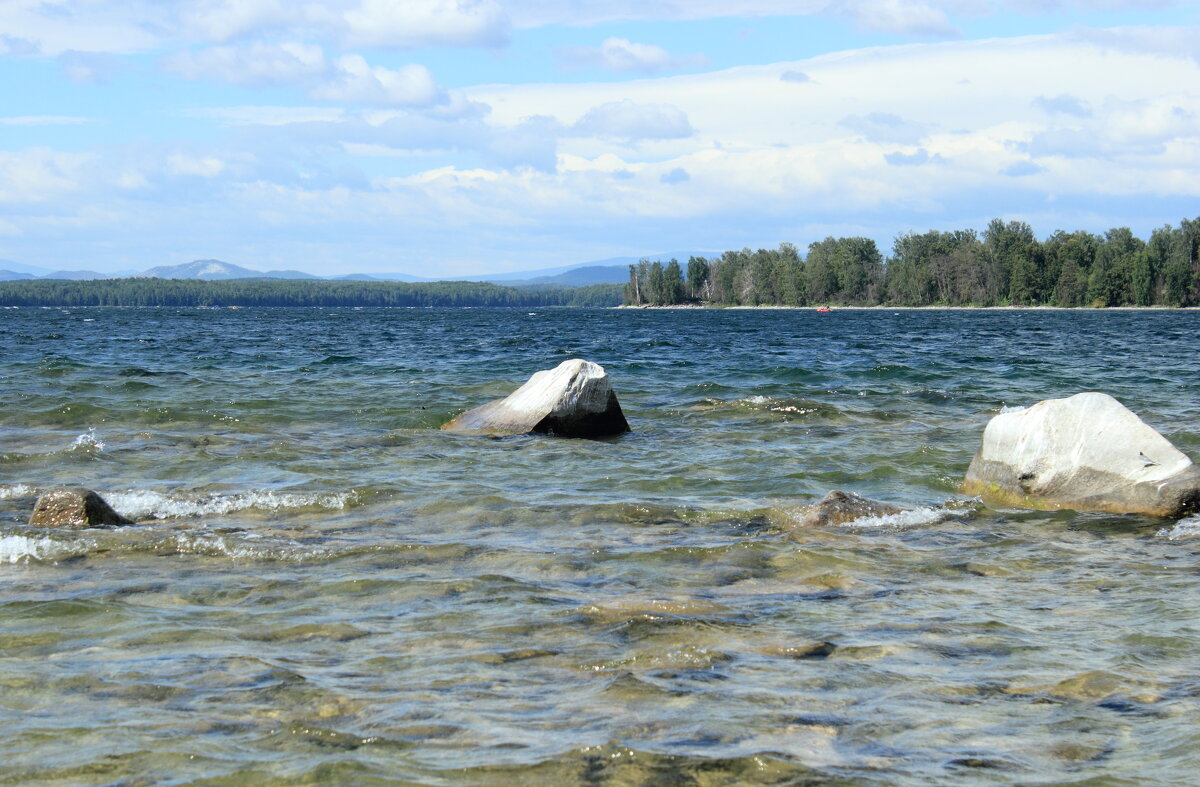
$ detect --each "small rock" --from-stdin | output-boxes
[29,488,133,528]
[442,358,630,438]
[962,392,1200,517]
[795,490,904,527]
[758,641,838,659]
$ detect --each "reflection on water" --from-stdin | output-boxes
[1,307,1198,784]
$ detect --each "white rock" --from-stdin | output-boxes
[442,359,630,438]
[962,392,1200,516]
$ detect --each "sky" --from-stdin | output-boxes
[1,1,1198,277]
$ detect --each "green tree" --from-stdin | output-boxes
[686,256,709,300]
[662,259,685,305]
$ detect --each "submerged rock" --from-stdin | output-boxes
[29,488,133,528]
[442,358,630,438]
[794,490,904,527]
[962,392,1200,517]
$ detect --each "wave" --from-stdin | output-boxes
[710,395,829,416]
[1157,515,1200,540]
[790,505,965,531]
[0,484,36,500]
[105,488,360,519]
[71,427,106,452]
[0,534,85,564]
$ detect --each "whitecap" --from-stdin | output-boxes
[741,395,771,404]
[169,532,332,562]
[0,535,74,564]
[838,506,962,530]
[1157,515,1200,541]
[0,484,35,500]
[72,427,105,451]
[106,489,359,520]
[999,405,1027,414]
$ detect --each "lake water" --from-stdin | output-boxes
[1,307,1198,785]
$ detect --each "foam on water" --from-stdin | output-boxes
[0,534,78,564]
[1157,515,1200,540]
[837,506,961,530]
[998,404,1027,414]
[169,532,334,562]
[0,484,35,500]
[71,427,105,451]
[106,489,359,519]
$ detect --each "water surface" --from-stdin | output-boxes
[2,307,1198,785]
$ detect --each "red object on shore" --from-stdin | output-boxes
[816,306,832,313]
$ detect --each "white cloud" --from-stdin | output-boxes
[1032,93,1092,117]
[165,42,327,86]
[165,44,450,108]
[166,154,227,177]
[0,33,38,55]
[780,70,811,83]
[0,115,95,126]
[58,50,125,84]
[839,112,931,144]
[182,0,300,42]
[556,37,708,74]
[342,0,510,47]
[827,0,960,37]
[186,106,348,126]
[5,27,1200,274]
[309,56,445,107]
[0,148,94,203]
[571,100,695,141]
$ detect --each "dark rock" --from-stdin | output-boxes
[29,488,133,528]
[442,358,630,438]
[795,490,904,527]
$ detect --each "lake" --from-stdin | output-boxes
[2,306,1197,785]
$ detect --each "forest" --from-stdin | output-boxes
[625,218,1200,308]
[0,279,623,308]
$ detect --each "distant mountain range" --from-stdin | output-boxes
[0,251,717,287]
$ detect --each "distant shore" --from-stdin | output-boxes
[616,303,1200,311]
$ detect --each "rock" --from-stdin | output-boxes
[795,490,904,527]
[962,392,1200,517]
[442,358,630,438]
[757,641,838,660]
[29,488,133,528]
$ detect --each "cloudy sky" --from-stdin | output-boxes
[1,1,1198,276]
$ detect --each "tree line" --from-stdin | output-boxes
[0,279,623,308]
[624,218,1200,307]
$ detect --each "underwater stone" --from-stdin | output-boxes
[962,391,1200,517]
[795,490,904,527]
[29,488,134,528]
[442,358,630,438]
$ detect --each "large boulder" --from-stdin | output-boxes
[442,359,630,438]
[794,490,904,527]
[962,392,1200,517]
[29,488,133,528]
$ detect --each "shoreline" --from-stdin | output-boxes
[617,303,1200,311]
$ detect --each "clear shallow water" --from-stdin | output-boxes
[1,306,1198,786]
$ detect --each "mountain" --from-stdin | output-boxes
[469,252,717,286]
[493,265,631,287]
[329,272,430,282]
[39,270,110,280]
[8,251,717,286]
[140,260,263,280]
[0,260,52,276]
[251,269,321,280]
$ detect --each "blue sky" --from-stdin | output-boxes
[1,1,1198,277]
